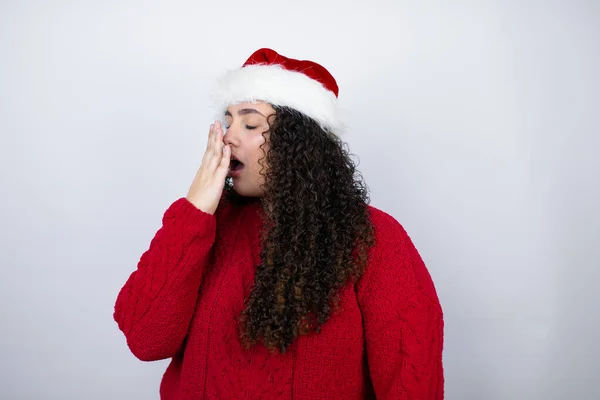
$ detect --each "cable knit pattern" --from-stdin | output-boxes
[114,197,444,399]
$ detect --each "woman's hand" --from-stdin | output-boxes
[186,121,230,215]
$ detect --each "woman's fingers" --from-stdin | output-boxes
[217,144,231,181]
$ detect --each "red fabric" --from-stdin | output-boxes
[243,48,340,98]
[114,197,444,399]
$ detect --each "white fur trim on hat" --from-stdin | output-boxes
[211,64,343,134]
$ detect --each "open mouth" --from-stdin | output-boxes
[230,156,245,173]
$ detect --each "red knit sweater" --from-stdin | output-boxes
[114,196,444,399]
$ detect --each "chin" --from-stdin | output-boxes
[232,180,265,198]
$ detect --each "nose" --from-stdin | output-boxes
[223,123,241,146]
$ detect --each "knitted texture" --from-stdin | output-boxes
[114,197,444,399]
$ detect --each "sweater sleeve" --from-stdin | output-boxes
[113,197,217,362]
[356,210,444,399]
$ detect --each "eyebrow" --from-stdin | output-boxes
[224,108,265,117]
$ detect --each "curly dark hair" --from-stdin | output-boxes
[224,106,375,353]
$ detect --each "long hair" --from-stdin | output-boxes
[225,106,375,353]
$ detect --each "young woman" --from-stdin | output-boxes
[114,48,444,399]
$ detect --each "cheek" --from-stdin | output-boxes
[249,135,268,167]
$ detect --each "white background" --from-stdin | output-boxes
[1,1,598,399]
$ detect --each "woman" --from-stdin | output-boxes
[114,48,444,399]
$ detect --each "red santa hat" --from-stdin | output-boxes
[213,48,343,134]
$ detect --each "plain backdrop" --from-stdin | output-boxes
[1,1,598,399]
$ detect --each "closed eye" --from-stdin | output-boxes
[223,124,258,130]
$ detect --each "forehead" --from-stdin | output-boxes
[225,101,274,116]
